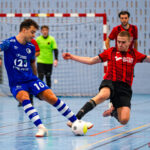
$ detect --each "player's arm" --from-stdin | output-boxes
[133,25,138,50]
[134,39,138,50]
[0,40,10,66]
[35,51,40,57]
[52,37,59,67]
[30,60,37,76]
[62,53,101,65]
[105,38,110,49]
[0,40,10,52]
[105,27,116,49]
[143,56,150,62]
[53,48,58,67]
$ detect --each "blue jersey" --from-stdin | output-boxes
[0,36,38,87]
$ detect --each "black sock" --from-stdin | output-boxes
[76,99,96,119]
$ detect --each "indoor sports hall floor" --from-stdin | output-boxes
[0,94,150,150]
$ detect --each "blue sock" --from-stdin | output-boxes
[53,98,77,123]
[22,100,43,127]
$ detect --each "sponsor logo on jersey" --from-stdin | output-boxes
[115,56,122,61]
[115,56,133,63]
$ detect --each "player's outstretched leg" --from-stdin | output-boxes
[53,98,77,122]
[22,100,48,137]
[66,99,96,129]
[40,89,93,131]
[53,98,94,129]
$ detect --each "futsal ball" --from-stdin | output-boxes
[71,120,88,136]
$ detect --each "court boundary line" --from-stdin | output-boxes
[0,119,67,136]
[75,123,150,150]
[89,125,124,136]
[0,114,62,129]
[88,126,150,150]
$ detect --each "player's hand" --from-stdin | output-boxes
[54,60,58,67]
[62,53,72,60]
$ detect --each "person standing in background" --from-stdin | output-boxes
[105,10,138,50]
[18,38,40,107]
[36,25,58,88]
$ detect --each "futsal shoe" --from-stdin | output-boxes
[103,105,115,117]
[67,120,93,129]
[35,127,48,137]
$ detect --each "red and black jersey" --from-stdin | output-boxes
[109,24,138,49]
[99,47,146,86]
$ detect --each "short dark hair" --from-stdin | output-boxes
[118,11,130,18]
[118,31,131,40]
[19,19,39,32]
[41,25,49,30]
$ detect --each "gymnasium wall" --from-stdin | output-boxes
[0,0,150,94]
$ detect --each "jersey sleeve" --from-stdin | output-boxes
[134,49,147,63]
[98,48,110,62]
[52,37,58,50]
[0,39,10,51]
[108,27,117,40]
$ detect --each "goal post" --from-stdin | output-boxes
[0,13,107,96]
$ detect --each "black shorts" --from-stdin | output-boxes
[37,63,53,75]
[99,80,132,109]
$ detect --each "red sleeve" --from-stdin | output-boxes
[134,49,147,63]
[31,39,40,52]
[99,48,112,62]
[108,27,118,40]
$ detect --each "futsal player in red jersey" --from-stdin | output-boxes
[105,11,138,50]
[104,11,138,116]
[63,31,150,125]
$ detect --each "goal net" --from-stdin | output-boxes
[0,13,107,96]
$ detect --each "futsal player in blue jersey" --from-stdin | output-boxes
[0,19,93,137]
